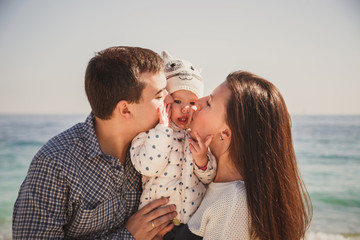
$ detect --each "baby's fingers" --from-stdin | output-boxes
[166,104,172,119]
[189,139,200,153]
[194,131,204,148]
[204,135,214,148]
[157,108,164,124]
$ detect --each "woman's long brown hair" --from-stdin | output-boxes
[225,71,312,240]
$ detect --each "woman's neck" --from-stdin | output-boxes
[214,154,243,183]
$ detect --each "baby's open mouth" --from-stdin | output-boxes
[178,117,189,124]
[178,114,190,125]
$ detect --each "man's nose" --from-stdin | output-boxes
[164,91,173,104]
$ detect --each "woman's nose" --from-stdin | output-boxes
[195,97,205,110]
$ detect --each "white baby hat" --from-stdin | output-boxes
[162,51,204,98]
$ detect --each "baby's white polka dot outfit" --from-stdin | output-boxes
[130,123,217,223]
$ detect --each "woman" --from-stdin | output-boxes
[179,71,312,240]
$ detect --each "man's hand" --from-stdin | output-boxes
[125,197,177,240]
[189,131,214,169]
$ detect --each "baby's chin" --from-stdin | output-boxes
[189,129,196,139]
[172,118,192,130]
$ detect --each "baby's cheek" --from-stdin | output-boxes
[191,105,198,112]
[170,114,177,123]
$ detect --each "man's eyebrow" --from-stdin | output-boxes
[154,87,166,96]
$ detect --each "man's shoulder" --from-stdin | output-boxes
[36,122,86,163]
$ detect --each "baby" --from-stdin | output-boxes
[130,51,217,225]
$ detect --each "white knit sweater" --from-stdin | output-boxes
[130,123,217,223]
[187,181,250,240]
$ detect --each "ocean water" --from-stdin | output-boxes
[0,114,359,239]
[292,115,360,238]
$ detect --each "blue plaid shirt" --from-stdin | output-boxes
[13,113,142,239]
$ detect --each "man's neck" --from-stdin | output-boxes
[94,116,135,165]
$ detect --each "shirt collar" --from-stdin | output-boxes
[82,112,103,160]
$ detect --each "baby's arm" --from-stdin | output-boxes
[189,131,217,184]
[130,105,173,177]
[194,151,217,184]
[130,124,173,177]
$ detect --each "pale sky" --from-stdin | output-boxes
[0,0,359,115]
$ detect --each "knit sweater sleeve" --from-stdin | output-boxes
[188,181,250,240]
[193,151,217,184]
[130,124,173,177]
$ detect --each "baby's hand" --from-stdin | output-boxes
[189,131,213,169]
[158,103,172,127]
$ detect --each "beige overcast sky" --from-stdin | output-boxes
[0,0,359,115]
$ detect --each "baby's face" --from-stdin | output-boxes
[170,90,198,129]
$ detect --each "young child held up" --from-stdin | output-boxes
[130,51,217,226]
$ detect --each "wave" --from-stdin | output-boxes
[306,232,360,240]
[0,140,45,149]
[319,197,360,208]
[317,154,360,162]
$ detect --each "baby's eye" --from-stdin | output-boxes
[174,100,181,104]
[190,102,196,105]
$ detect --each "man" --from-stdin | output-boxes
[13,46,177,239]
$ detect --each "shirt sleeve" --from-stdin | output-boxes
[13,154,139,240]
[12,154,68,239]
[130,124,173,177]
[193,151,217,184]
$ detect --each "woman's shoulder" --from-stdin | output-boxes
[209,180,245,194]
[189,181,250,239]
[206,181,247,207]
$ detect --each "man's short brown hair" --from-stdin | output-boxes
[85,46,164,119]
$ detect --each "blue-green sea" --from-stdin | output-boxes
[0,114,359,239]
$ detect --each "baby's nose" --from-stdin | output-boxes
[182,105,191,113]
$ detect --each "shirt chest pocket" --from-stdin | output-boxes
[65,197,120,238]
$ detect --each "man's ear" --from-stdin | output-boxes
[221,127,232,140]
[116,100,132,120]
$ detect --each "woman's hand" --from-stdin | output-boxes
[189,131,214,168]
